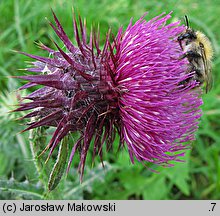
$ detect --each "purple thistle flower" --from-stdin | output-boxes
[114,12,203,165]
[14,11,202,180]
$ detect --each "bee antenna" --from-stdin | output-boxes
[184,15,189,29]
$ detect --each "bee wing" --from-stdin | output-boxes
[206,61,213,92]
[200,46,213,93]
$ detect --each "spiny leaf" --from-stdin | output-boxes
[0,179,44,200]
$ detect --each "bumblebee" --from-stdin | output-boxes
[177,15,213,93]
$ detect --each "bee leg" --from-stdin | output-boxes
[177,39,183,50]
[178,66,202,88]
[193,68,204,85]
[178,78,191,87]
[179,51,201,60]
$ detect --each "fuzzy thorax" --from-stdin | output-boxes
[195,31,213,60]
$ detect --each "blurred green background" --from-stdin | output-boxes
[0,0,220,200]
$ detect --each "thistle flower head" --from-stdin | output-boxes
[114,12,203,165]
[15,11,202,180]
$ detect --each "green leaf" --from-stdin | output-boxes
[163,152,190,196]
[64,162,114,199]
[143,176,168,199]
[0,152,15,176]
[48,136,68,191]
[0,179,44,200]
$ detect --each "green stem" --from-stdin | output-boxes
[29,127,50,189]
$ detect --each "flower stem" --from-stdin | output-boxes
[29,126,50,189]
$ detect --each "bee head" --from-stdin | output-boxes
[177,15,197,49]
